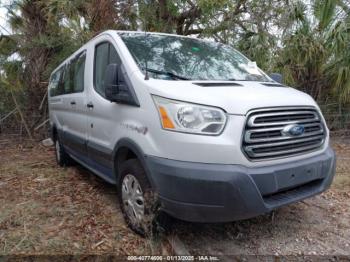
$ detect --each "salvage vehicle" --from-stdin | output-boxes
[48,31,336,235]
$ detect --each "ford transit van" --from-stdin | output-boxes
[48,30,336,235]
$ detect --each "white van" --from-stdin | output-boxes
[48,30,336,235]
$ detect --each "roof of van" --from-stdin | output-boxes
[100,30,202,40]
[50,30,208,76]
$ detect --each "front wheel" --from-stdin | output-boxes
[118,159,159,236]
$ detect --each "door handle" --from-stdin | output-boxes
[87,102,94,108]
[70,101,76,105]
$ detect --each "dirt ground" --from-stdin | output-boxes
[0,137,156,255]
[0,135,349,256]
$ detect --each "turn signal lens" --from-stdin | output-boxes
[158,106,175,129]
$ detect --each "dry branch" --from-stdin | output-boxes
[34,118,49,131]
[39,90,48,111]
[10,89,33,140]
[0,108,17,123]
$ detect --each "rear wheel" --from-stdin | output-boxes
[54,137,71,167]
[118,159,160,236]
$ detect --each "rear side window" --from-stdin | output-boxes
[73,52,86,93]
[60,51,86,95]
[63,63,72,94]
[49,68,64,97]
[49,51,86,97]
[94,42,121,97]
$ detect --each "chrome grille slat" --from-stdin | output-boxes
[245,123,324,143]
[245,130,324,143]
[245,141,324,158]
[247,122,322,133]
[245,135,324,150]
[243,107,326,160]
[248,110,319,127]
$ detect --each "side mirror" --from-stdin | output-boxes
[104,64,120,102]
[104,64,140,106]
[269,73,283,84]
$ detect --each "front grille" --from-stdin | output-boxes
[243,107,326,160]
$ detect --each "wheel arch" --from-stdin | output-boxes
[112,138,156,188]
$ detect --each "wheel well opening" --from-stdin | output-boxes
[115,147,138,171]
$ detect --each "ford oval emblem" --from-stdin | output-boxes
[282,124,305,137]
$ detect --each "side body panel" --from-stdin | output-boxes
[61,91,88,156]
[83,34,154,182]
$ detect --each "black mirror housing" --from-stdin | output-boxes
[269,73,283,84]
[104,64,139,106]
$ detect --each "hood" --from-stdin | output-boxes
[146,80,318,115]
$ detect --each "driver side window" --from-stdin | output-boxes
[94,42,121,97]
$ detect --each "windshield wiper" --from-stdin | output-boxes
[143,68,191,80]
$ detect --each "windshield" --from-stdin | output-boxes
[119,32,270,82]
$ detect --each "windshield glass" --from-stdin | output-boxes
[119,32,270,81]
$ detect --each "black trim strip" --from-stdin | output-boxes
[87,140,113,169]
[58,129,113,169]
[193,82,242,87]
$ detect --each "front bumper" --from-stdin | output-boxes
[145,146,336,222]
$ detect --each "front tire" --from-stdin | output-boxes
[118,159,158,236]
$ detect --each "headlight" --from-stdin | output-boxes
[153,95,227,135]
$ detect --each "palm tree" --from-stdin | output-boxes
[277,0,350,105]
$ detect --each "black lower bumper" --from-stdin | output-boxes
[145,147,336,222]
